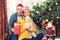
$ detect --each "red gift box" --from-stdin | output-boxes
[14,22,21,35]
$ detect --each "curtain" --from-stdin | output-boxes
[0,0,8,40]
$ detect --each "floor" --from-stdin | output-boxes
[55,38,60,40]
[36,27,60,40]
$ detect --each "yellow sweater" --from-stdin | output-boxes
[18,19,37,40]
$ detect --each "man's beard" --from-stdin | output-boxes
[17,13,23,16]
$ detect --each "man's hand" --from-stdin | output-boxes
[11,28,14,32]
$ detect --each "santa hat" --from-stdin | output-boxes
[24,6,30,10]
[17,4,23,8]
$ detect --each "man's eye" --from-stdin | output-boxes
[17,9,22,10]
[17,9,19,10]
[20,9,22,10]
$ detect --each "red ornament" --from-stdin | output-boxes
[48,13,51,16]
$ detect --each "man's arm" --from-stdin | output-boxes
[8,15,15,34]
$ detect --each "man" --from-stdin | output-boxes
[8,4,23,40]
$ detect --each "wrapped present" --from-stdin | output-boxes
[14,22,21,35]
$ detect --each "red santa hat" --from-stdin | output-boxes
[24,6,30,10]
[17,4,23,8]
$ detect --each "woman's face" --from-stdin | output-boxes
[24,10,30,16]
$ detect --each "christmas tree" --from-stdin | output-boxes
[31,0,60,29]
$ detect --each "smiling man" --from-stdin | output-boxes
[8,4,23,40]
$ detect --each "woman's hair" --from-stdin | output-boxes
[23,9,32,17]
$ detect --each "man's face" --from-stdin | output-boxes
[16,6,23,15]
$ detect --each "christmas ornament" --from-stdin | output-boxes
[45,19,49,22]
[55,2,58,6]
[56,16,59,19]
[31,14,34,16]
[48,13,51,16]
[49,8,51,11]
[36,11,39,14]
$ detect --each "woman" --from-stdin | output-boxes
[18,6,37,40]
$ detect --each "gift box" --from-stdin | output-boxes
[14,22,21,35]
